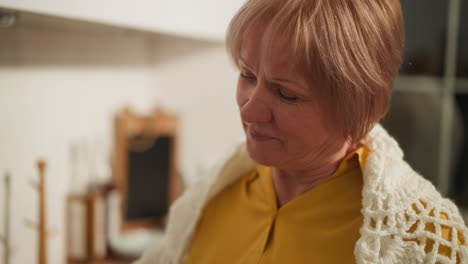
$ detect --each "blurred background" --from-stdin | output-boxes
[0,0,467,263]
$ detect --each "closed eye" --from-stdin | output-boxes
[279,91,298,101]
[240,72,300,102]
[240,72,256,83]
[274,85,299,102]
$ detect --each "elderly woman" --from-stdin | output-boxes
[136,0,468,263]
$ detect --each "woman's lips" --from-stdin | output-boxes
[248,127,276,142]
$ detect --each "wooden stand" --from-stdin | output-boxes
[66,191,110,263]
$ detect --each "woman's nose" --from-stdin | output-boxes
[238,82,272,124]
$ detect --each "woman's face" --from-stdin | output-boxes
[237,24,345,170]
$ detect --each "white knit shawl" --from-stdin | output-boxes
[135,124,468,264]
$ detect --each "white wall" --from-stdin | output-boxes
[0,13,243,264]
[151,35,243,183]
[0,69,156,264]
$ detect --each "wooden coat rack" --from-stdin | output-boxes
[25,160,53,264]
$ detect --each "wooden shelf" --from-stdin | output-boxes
[0,0,245,42]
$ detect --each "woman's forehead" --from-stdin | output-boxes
[240,30,311,94]
[240,22,298,74]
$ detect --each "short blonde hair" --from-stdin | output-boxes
[226,0,404,142]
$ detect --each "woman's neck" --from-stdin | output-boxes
[271,142,359,208]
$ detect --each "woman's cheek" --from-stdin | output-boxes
[236,79,248,108]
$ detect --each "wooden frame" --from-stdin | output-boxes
[113,107,183,232]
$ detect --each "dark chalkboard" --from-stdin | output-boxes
[125,135,172,221]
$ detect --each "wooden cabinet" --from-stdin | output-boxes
[0,0,245,42]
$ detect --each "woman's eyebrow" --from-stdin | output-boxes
[271,77,309,93]
[238,57,253,70]
[238,56,309,93]
[272,78,295,84]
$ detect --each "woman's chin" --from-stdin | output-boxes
[245,140,279,166]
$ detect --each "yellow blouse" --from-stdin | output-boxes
[185,147,368,264]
